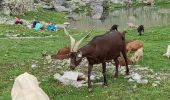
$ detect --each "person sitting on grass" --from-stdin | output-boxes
[15,17,23,25]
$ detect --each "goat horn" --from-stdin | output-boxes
[73,27,94,51]
[63,27,76,52]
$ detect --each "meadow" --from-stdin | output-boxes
[0,6,170,100]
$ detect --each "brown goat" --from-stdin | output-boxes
[64,27,129,92]
[126,40,144,53]
[131,47,143,63]
[137,25,144,36]
[110,24,119,31]
[118,55,132,67]
[51,46,70,60]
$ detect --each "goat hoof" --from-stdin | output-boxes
[88,88,93,92]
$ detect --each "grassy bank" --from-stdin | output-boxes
[15,8,65,24]
[0,7,170,100]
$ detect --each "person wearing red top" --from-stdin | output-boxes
[15,17,23,24]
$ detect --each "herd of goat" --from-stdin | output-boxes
[46,24,169,92]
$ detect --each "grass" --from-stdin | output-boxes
[109,0,170,11]
[0,7,170,100]
[15,8,66,24]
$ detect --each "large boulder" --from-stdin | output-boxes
[89,0,104,20]
[11,72,50,100]
[0,0,34,15]
[52,0,71,12]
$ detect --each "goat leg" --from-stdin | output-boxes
[122,49,130,75]
[114,59,119,78]
[102,62,107,86]
[88,64,93,92]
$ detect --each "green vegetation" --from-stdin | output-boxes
[109,0,170,11]
[0,5,170,100]
[15,8,66,24]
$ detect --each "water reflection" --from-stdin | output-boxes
[69,6,170,31]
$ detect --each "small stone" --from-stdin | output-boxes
[154,81,160,84]
[133,85,137,89]
[94,82,103,85]
[156,77,161,80]
[53,73,61,80]
[128,78,134,82]
[139,79,148,84]
[152,83,158,87]
[90,75,95,80]
[132,73,141,81]
[31,64,37,68]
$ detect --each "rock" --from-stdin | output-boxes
[138,79,148,84]
[53,0,71,12]
[90,0,104,20]
[72,81,86,88]
[156,77,161,80]
[11,72,50,100]
[128,78,135,82]
[31,64,38,68]
[111,0,123,4]
[154,81,160,84]
[54,6,70,12]
[94,82,103,85]
[54,71,89,88]
[44,55,52,63]
[131,73,141,81]
[53,0,66,6]
[90,75,95,80]
[53,73,61,80]
[0,0,35,15]
[152,83,157,87]
[133,85,137,89]
[61,71,79,81]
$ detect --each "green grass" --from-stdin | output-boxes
[0,7,170,100]
[0,23,170,100]
[15,8,66,24]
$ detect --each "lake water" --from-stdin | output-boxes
[69,6,170,31]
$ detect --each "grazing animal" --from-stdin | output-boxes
[110,24,119,31]
[125,40,135,44]
[127,23,138,28]
[51,46,70,60]
[163,45,170,58]
[137,25,144,36]
[118,54,132,67]
[131,47,144,63]
[63,27,129,92]
[126,40,144,53]
[143,0,155,5]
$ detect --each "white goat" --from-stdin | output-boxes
[11,72,50,100]
[131,47,143,63]
[163,45,170,58]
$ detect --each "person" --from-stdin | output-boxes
[34,22,41,30]
[15,17,23,25]
[32,20,40,28]
[47,24,57,31]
